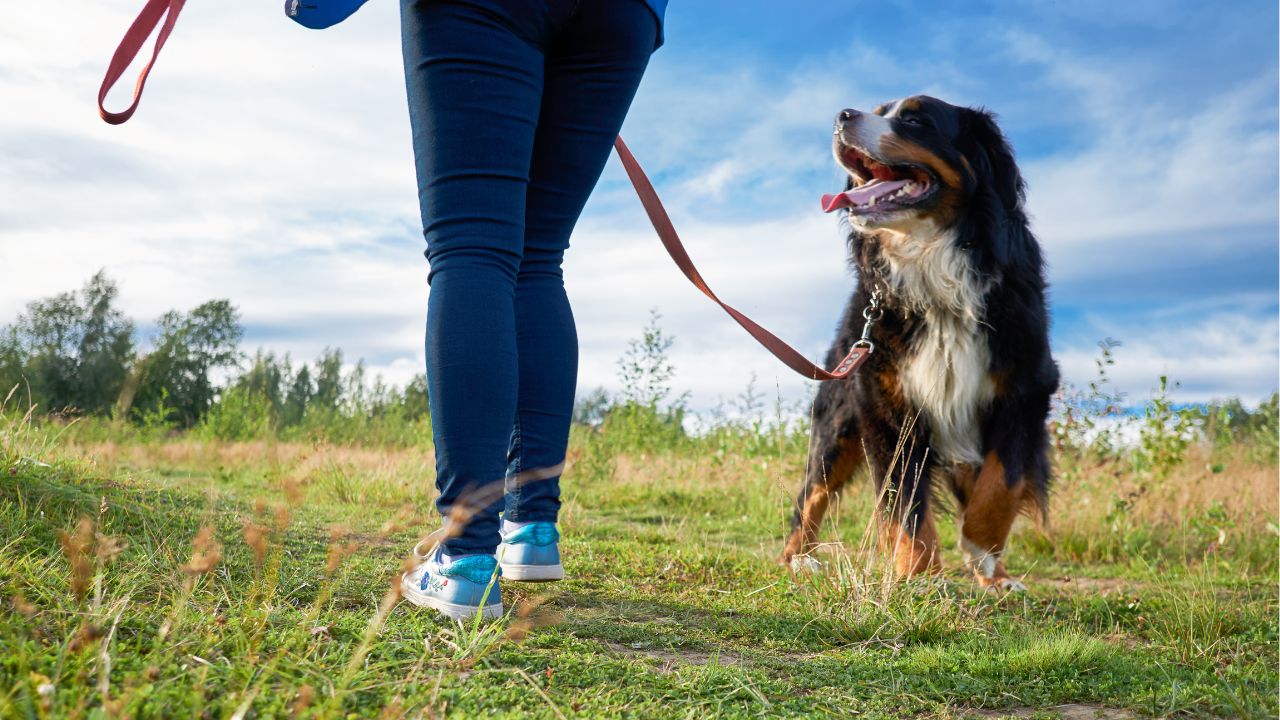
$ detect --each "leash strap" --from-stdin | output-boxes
[98,0,187,125]
[613,136,872,381]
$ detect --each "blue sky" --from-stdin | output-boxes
[1,0,1276,413]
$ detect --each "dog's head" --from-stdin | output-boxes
[826,96,1024,242]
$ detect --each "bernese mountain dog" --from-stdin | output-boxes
[781,96,1059,591]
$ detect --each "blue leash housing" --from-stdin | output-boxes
[284,0,370,29]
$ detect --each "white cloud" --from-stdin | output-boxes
[1057,306,1279,405]
[1009,34,1279,254]
[0,6,1274,417]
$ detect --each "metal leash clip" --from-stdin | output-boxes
[852,288,884,355]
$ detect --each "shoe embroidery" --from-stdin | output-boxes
[420,572,449,593]
[437,555,501,584]
[503,522,559,547]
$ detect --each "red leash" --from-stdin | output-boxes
[97,0,186,124]
[96,7,872,381]
[612,138,873,381]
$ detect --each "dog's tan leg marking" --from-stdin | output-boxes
[782,483,829,565]
[782,437,863,564]
[958,452,1027,591]
[881,508,941,578]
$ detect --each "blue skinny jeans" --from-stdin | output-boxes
[401,0,658,556]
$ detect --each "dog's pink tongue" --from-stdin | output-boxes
[821,179,908,213]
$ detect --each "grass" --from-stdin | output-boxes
[1,410,1276,719]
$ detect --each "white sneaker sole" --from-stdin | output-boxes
[499,563,565,582]
[400,574,503,621]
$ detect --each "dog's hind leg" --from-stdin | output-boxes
[781,431,864,567]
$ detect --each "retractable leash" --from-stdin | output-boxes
[284,0,371,29]
[97,1,879,380]
[96,0,369,121]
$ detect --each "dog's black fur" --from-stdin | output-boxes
[782,96,1059,588]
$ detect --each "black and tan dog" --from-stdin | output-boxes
[781,96,1059,590]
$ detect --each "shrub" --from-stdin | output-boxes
[199,385,275,441]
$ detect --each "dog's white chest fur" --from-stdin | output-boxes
[878,228,994,466]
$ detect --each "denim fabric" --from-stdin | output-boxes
[401,0,657,556]
[644,0,668,48]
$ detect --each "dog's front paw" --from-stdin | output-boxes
[789,555,824,573]
[978,575,1027,593]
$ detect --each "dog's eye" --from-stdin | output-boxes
[901,115,926,127]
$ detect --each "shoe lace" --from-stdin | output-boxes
[411,527,448,562]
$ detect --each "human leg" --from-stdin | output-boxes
[401,0,548,558]
[502,0,658,523]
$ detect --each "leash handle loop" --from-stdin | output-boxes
[613,136,872,381]
[98,0,187,125]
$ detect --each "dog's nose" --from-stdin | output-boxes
[839,108,860,122]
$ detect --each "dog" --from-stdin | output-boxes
[780,96,1059,591]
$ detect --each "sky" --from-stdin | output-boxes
[1,0,1277,415]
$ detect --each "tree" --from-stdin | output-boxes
[132,300,242,427]
[617,309,677,409]
[282,364,313,427]
[236,350,291,411]
[311,348,344,416]
[73,273,136,414]
[19,288,80,412]
[0,326,26,407]
[1,271,135,416]
[572,387,610,427]
[604,310,689,451]
[402,373,429,421]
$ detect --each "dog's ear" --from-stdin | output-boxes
[963,108,1023,213]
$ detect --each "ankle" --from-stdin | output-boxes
[439,550,484,565]
[501,517,556,534]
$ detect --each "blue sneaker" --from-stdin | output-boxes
[401,545,503,621]
[497,521,564,582]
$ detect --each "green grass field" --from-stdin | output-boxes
[2,409,1276,719]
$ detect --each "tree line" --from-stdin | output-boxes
[1,272,429,438]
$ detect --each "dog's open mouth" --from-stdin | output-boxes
[822,145,935,214]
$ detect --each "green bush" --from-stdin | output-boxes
[1202,392,1279,464]
[199,385,275,441]
[1133,375,1200,481]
